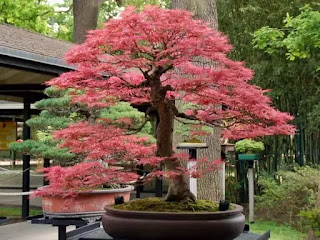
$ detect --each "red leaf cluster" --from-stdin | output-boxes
[33,162,139,198]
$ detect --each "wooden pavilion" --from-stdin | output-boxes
[0,23,73,218]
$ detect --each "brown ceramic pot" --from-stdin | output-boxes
[102,203,245,240]
[42,185,134,218]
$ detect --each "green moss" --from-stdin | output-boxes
[114,198,219,213]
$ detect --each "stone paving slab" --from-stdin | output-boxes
[0,221,73,240]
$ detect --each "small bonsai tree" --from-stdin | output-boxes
[9,87,79,166]
[38,6,295,202]
[10,87,154,167]
[235,139,265,154]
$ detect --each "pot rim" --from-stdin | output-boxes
[105,203,243,220]
[40,185,134,196]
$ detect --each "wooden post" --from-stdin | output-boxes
[22,97,31,219]
[188,148,197,198]
[317,184,320,207]
[43,158,50,186]
[248,160,255,223]
[155,177,163,197]
[221,161,226,200]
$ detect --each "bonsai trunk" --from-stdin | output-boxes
[156,100,196,202]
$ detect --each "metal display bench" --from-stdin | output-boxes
[30,217,270,240]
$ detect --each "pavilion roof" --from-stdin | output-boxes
[0,23,73,59]
[0,24,74,103]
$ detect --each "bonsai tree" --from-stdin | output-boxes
[9,89,155,198]
[10,87,154,167]
[39,6,295,202]
[9,87,79,166]
[235,139,265,154]
[10,86,155,197]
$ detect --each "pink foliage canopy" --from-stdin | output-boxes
[39,6,295,197]
[49,6,295,139]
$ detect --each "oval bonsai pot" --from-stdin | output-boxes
[42,185,134,218]
[102,203,245,240]
[238,154,260,160]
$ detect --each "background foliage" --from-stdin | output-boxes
[217,0,320,169]
[256,166,320,230]
[0,0,170,41]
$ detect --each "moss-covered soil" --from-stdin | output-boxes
[114,198,219,213]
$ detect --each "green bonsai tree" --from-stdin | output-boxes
[9,87,79,166]
[9,87,154,166]
[235,139,265,154]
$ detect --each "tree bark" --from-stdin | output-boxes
[73,0,105,44]
[150,70,195,202]
[172,0,223,202]
[172,0,218,29]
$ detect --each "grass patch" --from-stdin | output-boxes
[250,221,307,240]
[114,198,219,213]
[0,207,42,217]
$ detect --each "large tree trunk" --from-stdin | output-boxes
[172,0,223,202]
[73,0,105,44]
[172,0,218,29]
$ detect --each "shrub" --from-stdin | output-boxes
[300,208,320,237]
[256,166,320,229]
[225,176,241,203]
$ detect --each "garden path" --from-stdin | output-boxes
[0,221,73,240]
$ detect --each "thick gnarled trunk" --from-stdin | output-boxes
[155,99,195,202]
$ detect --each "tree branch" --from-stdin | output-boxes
[55,4,73,13]
[162,85,175,92]
[127,117,151,135]
[115,0,123,6]
[146,106,156,117]
[176,112,198,121]
[117,75,150,88]
[139,68,153,82]
[174,116,222,128]
[150,65,173,79]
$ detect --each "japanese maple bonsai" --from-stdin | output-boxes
[40,6,295,240]
[235,139,265,160]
